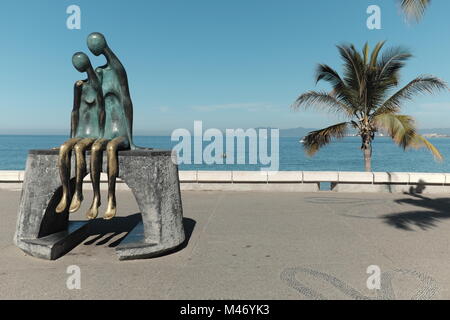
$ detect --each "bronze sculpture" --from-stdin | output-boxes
[56,32,135,220]
[15,32,185,261]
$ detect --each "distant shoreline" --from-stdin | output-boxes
[422,134,450,138]
[1,134,450,138]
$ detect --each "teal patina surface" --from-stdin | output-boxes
[71,52,105,139]
[56,32,140,220]
[87,32,135,149]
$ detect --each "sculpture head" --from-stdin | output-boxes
[87,32,107,56]
[72,52,91,72]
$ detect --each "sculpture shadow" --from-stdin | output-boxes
[83,214,196,253]
[381,193,450,231]
[38,178,76,237]
[83,213,142,247]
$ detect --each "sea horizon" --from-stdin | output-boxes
[1,134,449,173]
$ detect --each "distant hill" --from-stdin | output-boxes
[4,127,450,137]
[419,128,450,135]
[278,127,450,138]
[278,127,317,137]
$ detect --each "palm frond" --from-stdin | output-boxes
[374,113,442,160]
[410,134,443,161]
[400,0,431,22]
[303,122,349,156]
[316,64,344,87]
[373,75,448,117]
[377,46,412,83]
[369,41,386,68]
[363,42,370,65]
[291,91,354,117]
[374,113,417,148]
[316,64,358,109]
[337,44,366,97]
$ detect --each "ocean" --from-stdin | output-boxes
[0,135,449,172]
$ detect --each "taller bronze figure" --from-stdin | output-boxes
[85,32,135,220]
[56,32,136,220]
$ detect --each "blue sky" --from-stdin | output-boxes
[1,0,450,134]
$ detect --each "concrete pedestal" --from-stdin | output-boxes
[14,149,185,260]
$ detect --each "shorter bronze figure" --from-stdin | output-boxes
[56,52,105,214]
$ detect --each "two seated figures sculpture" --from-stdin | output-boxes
[14,32,185,260]
[57,32,135,220]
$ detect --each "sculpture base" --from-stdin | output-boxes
[14,149,185,261]
[115,221,184,260]
[17,221,90,260]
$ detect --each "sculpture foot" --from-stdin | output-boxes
[55,196,69,213]
[69,194,83,213]
[86,200,100,220]
[103,204,116,220]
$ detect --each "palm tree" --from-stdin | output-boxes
[292,41,447,172]
[399,0,431,21]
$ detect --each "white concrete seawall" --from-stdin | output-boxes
[1,170,450,193]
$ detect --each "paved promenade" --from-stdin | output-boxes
[1,189,450,299]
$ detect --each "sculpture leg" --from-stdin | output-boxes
[86,138,109,220]
[104,136,128,220]
[69,138,96,213]
[56,138,82,213]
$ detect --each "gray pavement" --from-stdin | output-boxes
[1,189,450,299]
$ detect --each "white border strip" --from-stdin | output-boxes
[1,170,449,184]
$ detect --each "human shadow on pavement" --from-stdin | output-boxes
[83,213,196,251]
[381,192,450,231]
[407,179,427,195]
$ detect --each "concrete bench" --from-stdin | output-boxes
[14,149,185,260]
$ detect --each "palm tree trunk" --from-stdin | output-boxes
[361,133,373,172]
[363,145,372,172]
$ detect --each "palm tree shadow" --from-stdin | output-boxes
[381,190,450,231]
[84,214,196,250]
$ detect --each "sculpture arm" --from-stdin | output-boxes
[70,81,83,138]
[124,100,147,150]
[104,47,140,149]
[98,103,105,138]
[103,47,149,149]
[123,97,136,149]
